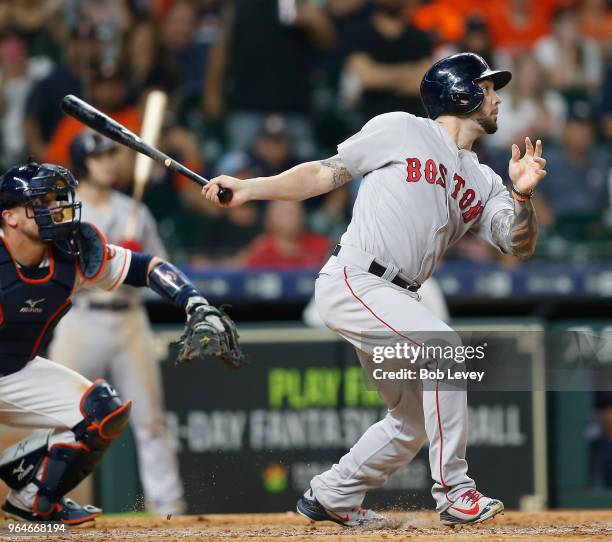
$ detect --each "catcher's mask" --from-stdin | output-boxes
[0,162,82,252]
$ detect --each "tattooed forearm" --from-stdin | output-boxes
[320,155,353,189]
[491,199,537,259]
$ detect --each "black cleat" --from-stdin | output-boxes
[296,488,386,528]
[2,498,101,526]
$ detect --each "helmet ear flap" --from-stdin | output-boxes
[450,91,474,106]
[449,85,485,115]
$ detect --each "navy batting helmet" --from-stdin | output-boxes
[420,53,512,119]
[69,130,116,178]
[0,162,81,245]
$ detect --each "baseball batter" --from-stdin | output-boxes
[203,53,548,526]
[49,131,184,515]
[0,161,242,524]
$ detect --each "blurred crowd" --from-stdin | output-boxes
[0,0,610,267]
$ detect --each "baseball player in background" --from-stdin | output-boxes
[49,131,185,515]
[203,53,548,527]
[0,160,241,524]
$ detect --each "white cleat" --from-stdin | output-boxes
[440,488,504,526]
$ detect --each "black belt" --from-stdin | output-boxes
[332,245,420,292]
[85,301,132,312]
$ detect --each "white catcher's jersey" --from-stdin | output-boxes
[0,229,131,294]
[74,191,167,305]
[73,244,131,294]
[338,112,513,284]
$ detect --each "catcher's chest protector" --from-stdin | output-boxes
[0,238,75,375]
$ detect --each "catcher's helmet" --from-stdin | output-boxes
[69,130,116,178]
[420,53,512,119]
[0,162,81,245]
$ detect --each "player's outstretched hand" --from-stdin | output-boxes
[202,175,252,208]
[508,137,547,194]
[173,303,246,369]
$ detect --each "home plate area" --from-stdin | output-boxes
[2,510,611,541]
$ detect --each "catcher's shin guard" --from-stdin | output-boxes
[0,430,52,490]
[33,379,131,517]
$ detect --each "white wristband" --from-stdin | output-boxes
[185,296,209,314]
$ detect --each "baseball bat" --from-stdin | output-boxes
[60,94,233,204]
[125,90,168,240]
[133,90,167,201]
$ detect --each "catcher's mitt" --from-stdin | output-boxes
[173,304,245,368]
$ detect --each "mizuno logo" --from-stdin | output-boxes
[19,298,45,314]
[12,459,34,481]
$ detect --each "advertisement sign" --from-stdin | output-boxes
[156,324,546,513]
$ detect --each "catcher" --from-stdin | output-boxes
[0,162,243,525]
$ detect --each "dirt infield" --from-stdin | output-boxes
[2,510,612,541]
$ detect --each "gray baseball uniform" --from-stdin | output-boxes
[310,112,513,512]
[49,191,184,515]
